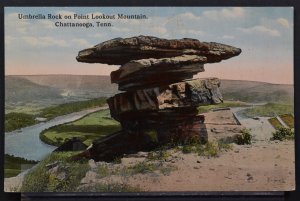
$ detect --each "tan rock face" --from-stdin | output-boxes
[107,78,222,122]
[111,55,206,91]
[76,35,241,65]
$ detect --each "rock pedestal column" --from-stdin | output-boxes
[76,35,241,161]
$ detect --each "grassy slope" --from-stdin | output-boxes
[279,114,294,128]
[268,118,283,129]
[198,101,249,114]
[220,80,293,104]
[21,152,89,192]
[268,114,294,130]
[40,109,121,146]
[20,75,117,92]
[21,140,232,192]
[5,76,63,103]
[237,103,294,118]
[5,154,37,178]
[39,97,106,120]
[5,75,117,115]
[5,113,38,132]
[5,97,107,132]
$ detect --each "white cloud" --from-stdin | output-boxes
[187,29,205,36]
[177,29,205,37]
[89,33,103,38]
[71,38,92,47]
[124,19,141,25]
[39,20,55,29]
[203,7,245,20]
[222,35,234,39]
[152,26,167,34]
[221,7,245,18]
[111,27,130,32]
[237,25,280,37]
[5,35,15,45]
[178,12,201,20]
[277,18,290,28]
[5,12,32,34]
[22,36,69,47]
[16,27,28,34]
[87,12,103,16]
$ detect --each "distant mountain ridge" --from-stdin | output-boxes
[5,76,63,103]
[220,79,293,104]
[5,75,293,106]
[13,75,118,91]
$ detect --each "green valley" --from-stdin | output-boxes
[40,109,121,146]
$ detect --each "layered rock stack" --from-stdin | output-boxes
[76,36,241,161]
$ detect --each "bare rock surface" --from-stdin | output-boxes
[111,55,206,90]
[76,35,241,65]
[107,78,222,122]
[204,109,241,125]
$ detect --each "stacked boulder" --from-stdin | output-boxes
[76,35,241,161]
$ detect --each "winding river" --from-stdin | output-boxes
[5,107,106,161]
[5,103,266,162]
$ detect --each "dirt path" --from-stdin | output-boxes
[123,141,295,191]
[78,140,294,192]
[4,165,37,192]
[239,117,275,141]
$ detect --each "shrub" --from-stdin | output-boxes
[235,129,252,145]
[21,152,89,192]
[40,98,107,120]
[238,103,293,118]
[180,140,232,157]
[272,127,294,141]
[181,145,195,154]
[128,161,158,174]
[203,142,219,157]
[97,164,111,178]
[147,148,171,161]
[5,112,37,132]
[112,157,122,164]
[145,130,158,143]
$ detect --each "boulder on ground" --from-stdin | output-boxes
[54,137,87,152]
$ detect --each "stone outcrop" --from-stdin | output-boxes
[110,55,206,90]
[76,35,241,65]
[54,137,87,152]
[76,35,241,161]
[107,78,222,122]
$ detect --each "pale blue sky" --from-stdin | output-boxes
[5,7,293,84]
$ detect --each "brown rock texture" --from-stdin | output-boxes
[76,35,242,161]
[76,35,241,65]
[107,78,222,122]
[111,55,206,91]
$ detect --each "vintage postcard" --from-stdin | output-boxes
[4,7,294,192]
